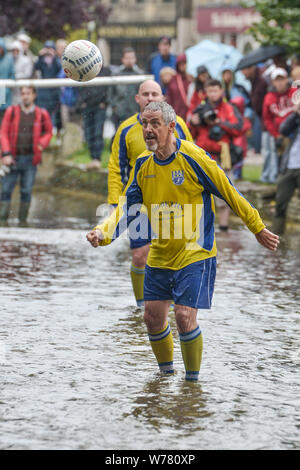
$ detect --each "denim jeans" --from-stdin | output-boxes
[82,107,106,160]
[0,155,37,202]
[261,132,278,183]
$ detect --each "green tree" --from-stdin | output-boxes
[247,0,300,54]
[0,0,111,42]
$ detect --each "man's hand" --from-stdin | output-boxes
[255,228,280,251]
[86,229,103,248]
[2,155,14,166]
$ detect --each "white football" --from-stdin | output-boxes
[61,40,103,82]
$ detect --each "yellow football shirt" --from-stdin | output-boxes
[97,139,265,270]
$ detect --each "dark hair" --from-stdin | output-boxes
[122,47,136,56]
[20,86,37,94]
[158,35,171,46]
[204,79,223,89]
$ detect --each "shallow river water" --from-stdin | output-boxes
[0,189,299,450]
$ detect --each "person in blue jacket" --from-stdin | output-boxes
[147,36,176,95]
[0,38,15,122]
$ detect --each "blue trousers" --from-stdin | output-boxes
[82,107,106,160]
[261,132,278,184]
[0,155,37,203]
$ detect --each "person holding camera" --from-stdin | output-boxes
[189,79,243,230]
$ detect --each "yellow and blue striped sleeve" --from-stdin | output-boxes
[175,116,194,142]
[181,147,266,234]
[96,156,150,246]
[107,122,135,205]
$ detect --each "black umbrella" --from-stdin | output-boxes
[235,45,286,71]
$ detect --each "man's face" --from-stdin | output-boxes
[141,109,174,152]
[241,66,255,80]
[21,87,36,107]
[122,51,136,69]
[20,40,29,52]
[135,81,163,112]
[272,76,289,93]
[158,41,171,57]
[12,48,20,59]
[205,85,223,104]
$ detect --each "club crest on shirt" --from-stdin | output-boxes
[172,170,185,186]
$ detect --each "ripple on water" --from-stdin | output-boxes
[0,226,299,450]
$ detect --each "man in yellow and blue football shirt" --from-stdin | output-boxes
[108,79,193,307]
[87,101,279,382]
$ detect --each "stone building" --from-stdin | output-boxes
[99,0,260,68]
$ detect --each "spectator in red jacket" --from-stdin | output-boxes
[190,79,242,159]
[189,79,243,230]
[166,53,192,120]
[261,67,295,183]
[0,86,52,225]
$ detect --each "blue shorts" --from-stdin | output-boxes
[130,237,151,250]
[144,257,216,309]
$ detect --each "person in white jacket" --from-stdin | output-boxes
[10,40,33,104]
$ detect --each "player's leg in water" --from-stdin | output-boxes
[144,300,174,375]
[130,244,150,307]
[175,305,203,382]
[172,258,216,381]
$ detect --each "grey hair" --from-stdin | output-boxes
[144,101,177,125]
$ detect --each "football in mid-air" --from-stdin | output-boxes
[61,40,103,82]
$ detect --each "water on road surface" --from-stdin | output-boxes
[0,190,299,450]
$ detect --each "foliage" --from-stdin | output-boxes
[246,0,300,54]
[0,0,112,42]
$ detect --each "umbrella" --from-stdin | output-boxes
[235,45,286,71]
[185,39,249,90]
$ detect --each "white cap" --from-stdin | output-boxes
[10,40,22,51]
[17,33,31,44]
[271,67,288,80]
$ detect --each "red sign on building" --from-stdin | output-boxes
[197,7,261,33]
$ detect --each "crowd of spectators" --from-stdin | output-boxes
[0,33,300,233]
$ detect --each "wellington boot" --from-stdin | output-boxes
[0,201,10,226]
[272,217,286,235]
[18,202,30,227]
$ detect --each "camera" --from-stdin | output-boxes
[209,125,225,141]
[0,165,11,179]
[193,103,217,125]
[202,109,218,122]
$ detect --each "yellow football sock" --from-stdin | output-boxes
[148,324,174,374]
[130,263,145,307]
[179,326,203,381]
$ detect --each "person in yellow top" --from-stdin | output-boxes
[87,101,279,382]
[108,79,193,307]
